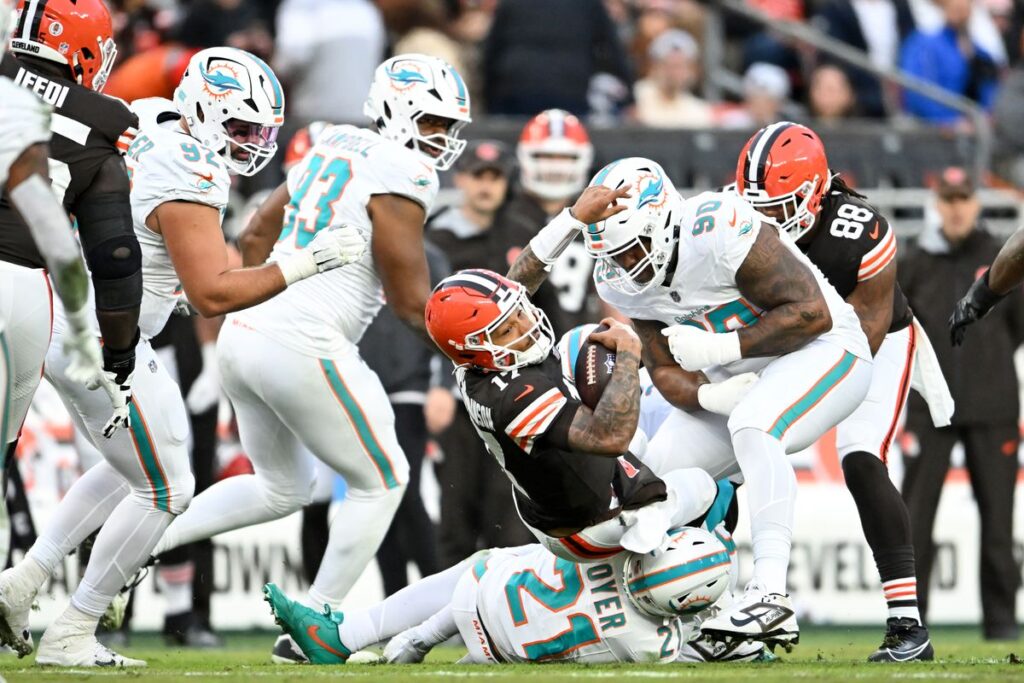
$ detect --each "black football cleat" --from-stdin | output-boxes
[868,617,934,662]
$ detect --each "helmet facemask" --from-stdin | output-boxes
[80,36,117,91]
[595,235,671,296]
[741,175,820,241]
[220,118,280,176]
[520,150,591,201]
[410,112,468,172]
[460,290,555,371]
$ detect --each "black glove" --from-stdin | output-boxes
[949,270,1005,346]
[99,328,139,437]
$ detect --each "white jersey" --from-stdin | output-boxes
[125,97,231,339]
[597,191,870,378]
[474,545,681,663]
[0,77,51,187]
[233,124,439,356]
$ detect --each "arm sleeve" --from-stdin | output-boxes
[858,216,897,282]
[495,370,581,455]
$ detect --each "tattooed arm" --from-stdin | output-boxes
[506,185,631,292]
[735,225,832,357]
[507,244,549,296]
[566,320,643,455]
[847,260,895,356]
[633,318,709,411]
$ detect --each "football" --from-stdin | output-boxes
[558,324,618,409]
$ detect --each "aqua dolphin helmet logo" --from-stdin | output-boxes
[636,175,665,209]
[199,62,244,93]
[386,65,429,85]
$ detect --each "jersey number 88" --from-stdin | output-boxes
[829,204,873,240]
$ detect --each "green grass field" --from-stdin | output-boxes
[0,627,1021,682]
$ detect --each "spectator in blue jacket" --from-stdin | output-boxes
[899,0,1000,125]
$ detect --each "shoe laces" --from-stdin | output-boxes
[319,604,343,627]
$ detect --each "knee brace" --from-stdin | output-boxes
[76,193,142,311]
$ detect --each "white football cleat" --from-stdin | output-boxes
[0,567,39,657]
[35,630,145,668]
[678,635,768,662]
[383,629,432,664]
[699,580,799,651]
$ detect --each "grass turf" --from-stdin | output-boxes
[0,627,1022,682]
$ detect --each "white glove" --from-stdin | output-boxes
[98,370,133,438]
[185,342,220,414]
[661,325,742,372]
[697,373,759,416]
[61,307,105,389]
[277,224,368,285]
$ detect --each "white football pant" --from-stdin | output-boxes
[155,319,409,607]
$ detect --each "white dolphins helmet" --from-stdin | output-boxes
[174,47,285,177]
[364,53,472,171]
[583,157,683,295]
[623,527,732,618]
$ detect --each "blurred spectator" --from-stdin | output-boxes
[900,0,1000,126]
[482,0,633,117]
[899,167,1022,641]
[908,0,1009,66]
[275,0,385,126]
[173,0,273,58]
[377,0,468,78]
[808,64,858,123]
[425,141,535,565]
[814,0,917,118]
[992,59,1024,184]
[716,61,792,129]
[741,0,805,74]
[633,29,713,128]
[628,0,705,79]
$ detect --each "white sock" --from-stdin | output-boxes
[337,553,474,650]
[307,485,405,608]
[155,474,305,555]
[157,562,195,616]
[403,604,458,648]
[71,495,174,617]
[27,462,129,576]
[731,428,796,595]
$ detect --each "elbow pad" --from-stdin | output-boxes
[75,193,142,311]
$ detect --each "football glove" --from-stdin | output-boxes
[949,269,1005,346]
[697,373,759,416]
[92,331,139,438]
[278,224,368,285]
[61,307,106,389]
[662,325,742,372]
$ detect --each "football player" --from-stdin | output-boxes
[0,0,119,565]
[0,0,142,473]
[261,529,764,665]
[511,157,874,649]
[735,122,948,661]
[0,47,362,667]
[144,54,471,663]
[425,259,731,564]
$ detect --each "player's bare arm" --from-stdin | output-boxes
[566,319,642,455]
[368,192,431,335]
[847,260,895,355]
[239,181,290,267]
[507,185,631,293]
[735,225,832,357]
[632,317,709,411]
[986,227,1024,294]
[153,201,293,317]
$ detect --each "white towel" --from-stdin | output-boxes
[910,319,955,427]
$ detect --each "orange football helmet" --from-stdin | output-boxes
[735,121,831,240]
[425,269,554,372]
[10,0,118,91]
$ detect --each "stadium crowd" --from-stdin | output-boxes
[9,0,1022,651]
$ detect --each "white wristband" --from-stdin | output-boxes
[528,208,586,265]
[276,251,317,286]
[717,331,743,365]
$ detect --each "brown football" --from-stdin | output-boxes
[573,324,617,409]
